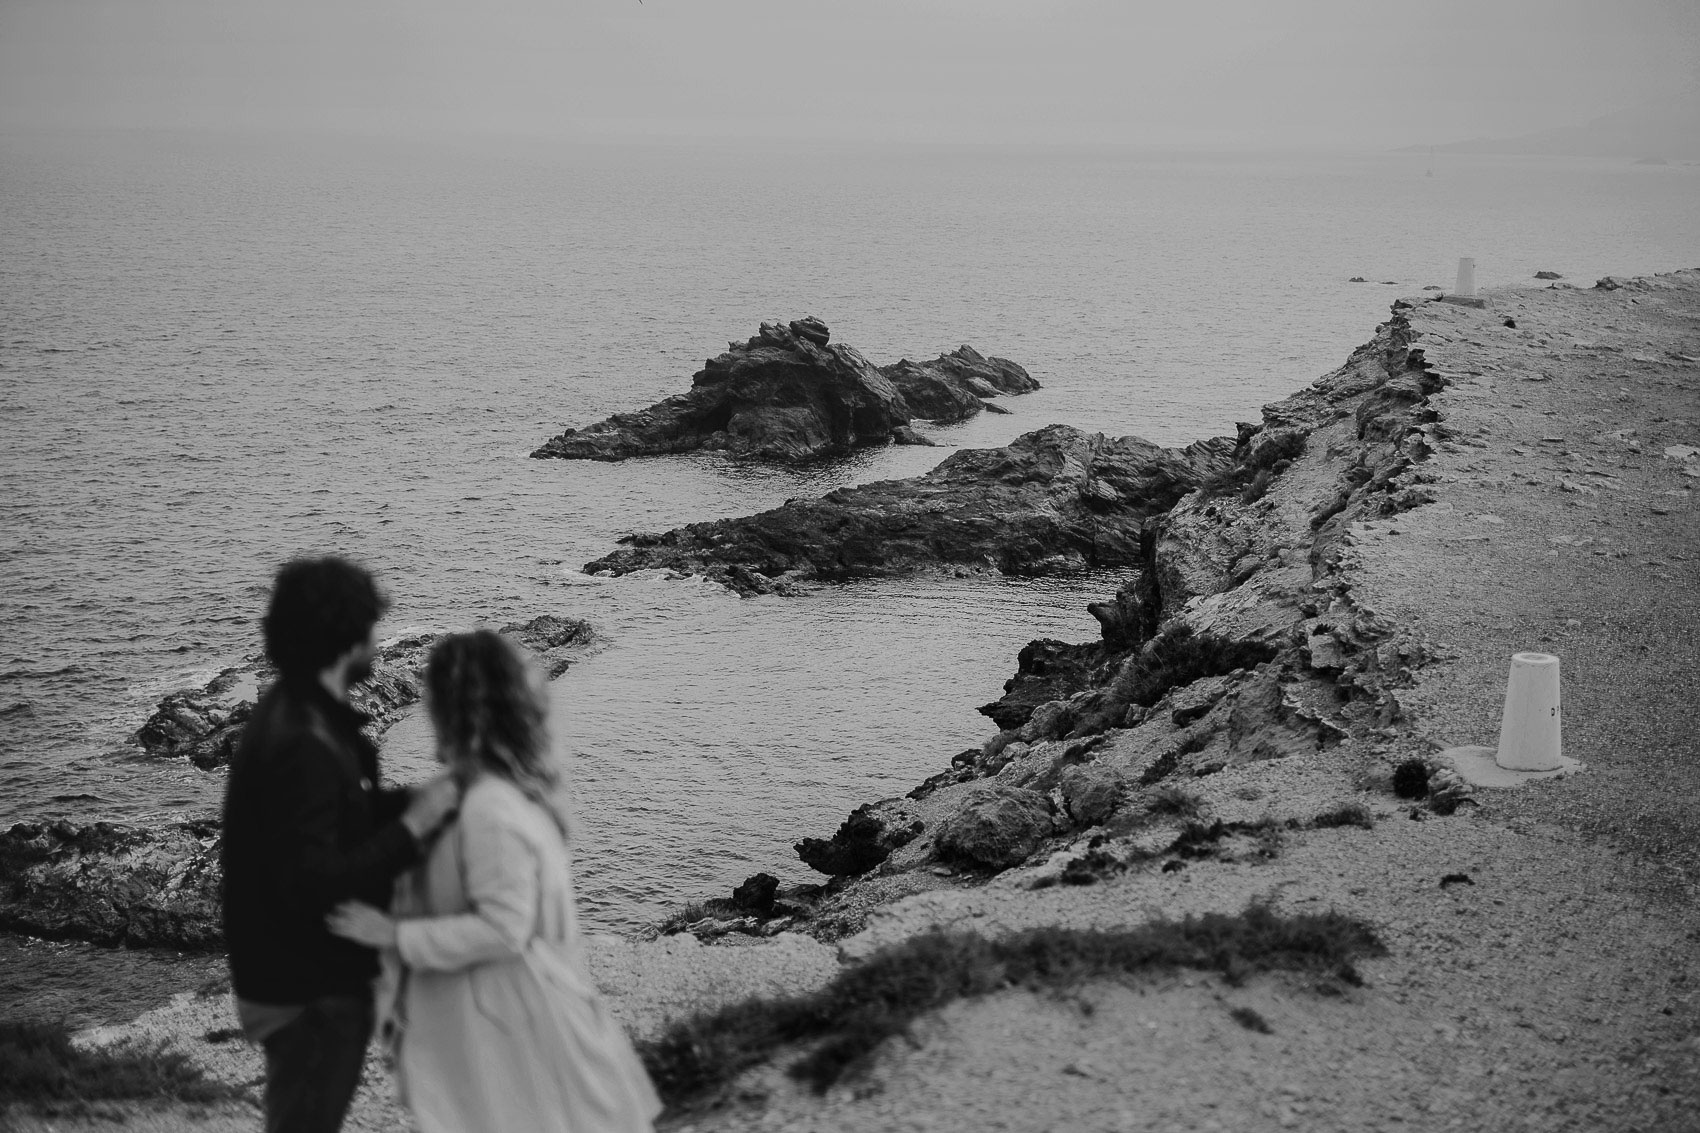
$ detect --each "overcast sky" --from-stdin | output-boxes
[2,0,1696,148]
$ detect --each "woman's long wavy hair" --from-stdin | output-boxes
[425,629,571,842]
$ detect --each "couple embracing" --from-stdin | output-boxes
[221,557,659,1133]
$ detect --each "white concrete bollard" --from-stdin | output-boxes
[1454,257,1477,299]
[1495,652,1562,771]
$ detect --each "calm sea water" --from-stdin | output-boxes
[3,129,1696,931]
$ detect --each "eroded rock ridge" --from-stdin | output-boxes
[667,295,1471,939]
[584,425,1236,594]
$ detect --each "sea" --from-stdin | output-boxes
[2,129,1696,934]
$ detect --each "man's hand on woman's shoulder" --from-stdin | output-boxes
[400,771,459,841]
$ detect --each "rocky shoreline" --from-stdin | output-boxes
[0,614,600,948]
[6,273,1699,1132]
[643,281,1461,940]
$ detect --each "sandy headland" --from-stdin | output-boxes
[4,274,1698,1132]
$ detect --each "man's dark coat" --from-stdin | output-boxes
[222,676,420,1005]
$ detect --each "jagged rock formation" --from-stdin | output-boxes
[745,296,1467,927]
[793,801,924,877]
[531,318,1038,463]
[584,425,1235,594]
[132,615,600,769]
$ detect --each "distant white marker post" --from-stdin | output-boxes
[1454,256,1477,300]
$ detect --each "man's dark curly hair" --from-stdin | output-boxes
[262,557,389,680]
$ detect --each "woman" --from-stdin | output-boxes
[327,629,660,1133]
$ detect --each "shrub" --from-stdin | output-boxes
[1392,759,1431,800]
[1239,469,1273,505]
[1144,785,1206,819]
[1306,803,1375,830]
[0,1019,241,1111]
[639,902,1385,1106]
[1228,1005,1273,1034]
[653,901,730,937]
[1115,626,1278,709]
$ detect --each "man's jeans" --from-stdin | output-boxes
[261,994,374,1133]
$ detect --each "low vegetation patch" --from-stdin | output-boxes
[638,901,1385,1108]
[1170,817,1285,861]
[1144,785,1206,819]
[1303,803,1376,831]
[653,900,733,936]
[0,1019,242,1114]
[1117,626,1279,710]
[1228,1005,1274,1034]
[1201,430,1304,501]
[1238,468,1275,505]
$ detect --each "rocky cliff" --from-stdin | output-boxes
[531,317,1038,463]
[665,295,1464,934]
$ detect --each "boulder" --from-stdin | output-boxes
[532,320,1038,463]
[0,820,222,949]
[1163,674,1236,727]
[585,425,1235,594]
[795,801,923,877]
[1019,699,1074,743]
[934,786,1055,870]
[979,638,1106,730]
[1059,763,1122,826]
[730,872,780,914]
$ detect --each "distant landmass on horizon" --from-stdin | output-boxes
[1401,93,1700,161]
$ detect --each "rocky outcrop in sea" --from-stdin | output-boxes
[584,425,1235,594]
[130,614,600,769]
[530,317,1038,463]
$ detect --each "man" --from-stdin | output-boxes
[222,557,458,1133]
